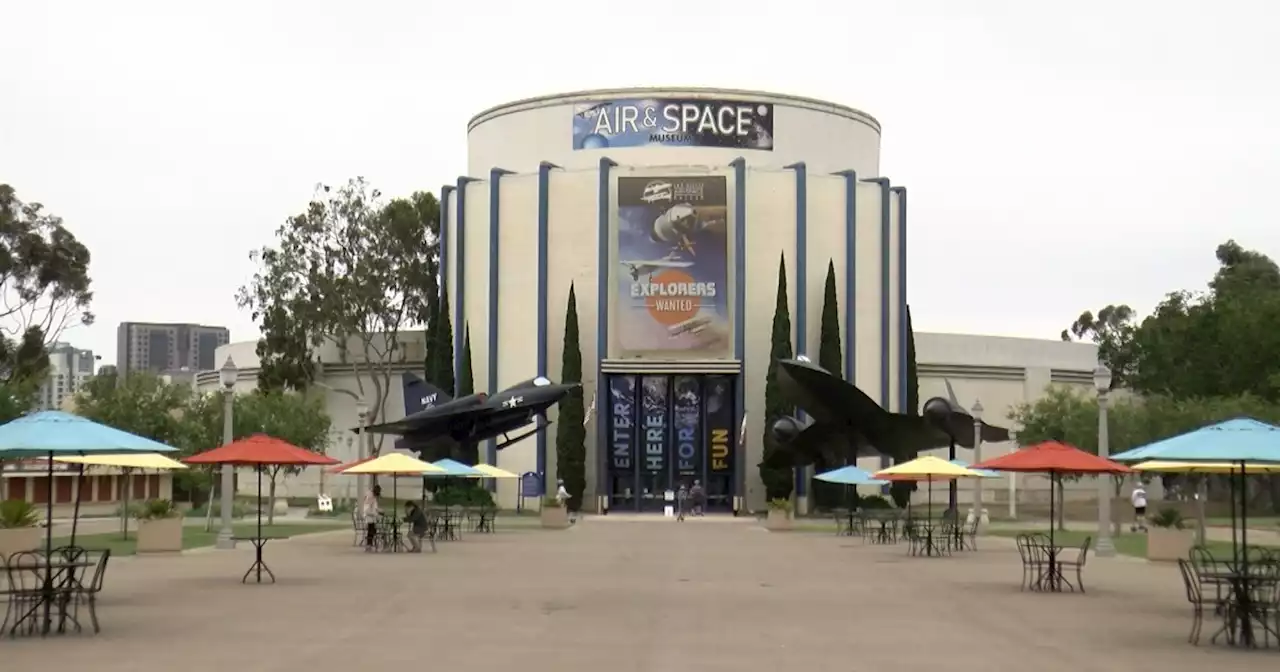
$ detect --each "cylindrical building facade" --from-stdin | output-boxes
[447,87,907,513]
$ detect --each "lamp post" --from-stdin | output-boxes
[1094,362,1116,557]
[1007,431,1018,520]
[971,400,984,527]
[215,357,238,550]
[355,401,369,497]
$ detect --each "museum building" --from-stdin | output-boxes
[444,87,906,515]
[201,88,1101,514]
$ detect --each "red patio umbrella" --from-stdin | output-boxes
[973,441,1131,591]
[185,435,339,583]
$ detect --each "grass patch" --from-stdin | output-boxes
[52,522,346,557]
[984,528,1275,559]
[1203,516,1280,530]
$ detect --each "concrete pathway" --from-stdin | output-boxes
[2,518,1273,670]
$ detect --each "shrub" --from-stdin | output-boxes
[858,494,893,510]
[768,497,793,512]
[1150,506,1186,530]
[0,500,39,528]
[134,499,181,521]
[433,484,495,508]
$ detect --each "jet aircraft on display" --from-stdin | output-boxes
[650,203,723,256]
[620,252,694,281]
[359,374,579,461]
[769,356,1010,468]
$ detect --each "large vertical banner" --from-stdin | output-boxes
[615,176,730,355]
[640,376,670,496]
[672,376,702,482]
[608,376,637,475]
[704,376,734,477]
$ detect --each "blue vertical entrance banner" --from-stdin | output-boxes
[639,377,670,511]
[602,373,735,513]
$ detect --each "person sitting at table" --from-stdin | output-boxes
[405,501,429,552]
[362,484,382,552]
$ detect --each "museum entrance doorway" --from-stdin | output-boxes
[603,373,737,514]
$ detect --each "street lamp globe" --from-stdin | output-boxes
[356,401,369,418]
[971,399,984,421]
[1093,362,1112,394]
[218,357,238,390]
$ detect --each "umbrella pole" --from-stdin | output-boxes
[256,466,264,582]
[42,451,54,635]
[70,464,85,547]
[1238,463,1248,568]
[121,467,132,540]
[1228,468,1238,563]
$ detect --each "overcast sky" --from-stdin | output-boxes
[3,0,1277,366]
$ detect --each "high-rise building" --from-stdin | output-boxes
[116,322,230,377]
[38,341,96,410]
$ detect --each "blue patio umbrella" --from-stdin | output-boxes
[0,411,177,636]
[949,459,1002,479]
[430,458,484,477]
[1110,416,1280,645]
[1109,417,1280,464]
[815,465,888,486]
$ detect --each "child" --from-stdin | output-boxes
[404,501,428,553]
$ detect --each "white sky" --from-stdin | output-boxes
[2,0,1277,366]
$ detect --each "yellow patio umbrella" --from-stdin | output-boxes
[471,463,518,479]
[1132,460,1280,474]
[873,456,985,522]
[341,452,447,513]
[1132,460,1280,543]
[53,453,190,542]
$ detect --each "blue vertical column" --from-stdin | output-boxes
[595,157,616,512]
[729,158,746,514]
[486,168,513,484]
[832,170,857,383]
[439,184,455,309]
[891,186,908,414]
[535,162,558,481]
[453,176,479,396]
[861,177,892,470]
[784,163,808,499]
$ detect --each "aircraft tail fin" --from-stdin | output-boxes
[402,372,452,416]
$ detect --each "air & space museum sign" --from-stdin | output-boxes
[573,98,774,151]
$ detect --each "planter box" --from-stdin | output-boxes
[1147,527,1195,562]
[765,508,792,531]
[136,517,184,553]
[541,506,570,530]
[0,527,40,557]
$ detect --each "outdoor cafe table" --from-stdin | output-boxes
[1200,566,1280,648]
[5,555,96,636]
[232,534,290,584]
[1031,541,1073,593]
[909,522,947,558]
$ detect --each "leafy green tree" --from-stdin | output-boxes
[0,185,95,396]
[237,179,438,456]
[72,373,190,446]
[759,255,795,501]
[555,285,586,511]
[181,389,332,523]
[1061,305,1136,389]
[812,261,843,509]
[890,306,920,509]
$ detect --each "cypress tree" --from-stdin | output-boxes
[555,284,586,511]
[890,305,920,509]
[759,254,795,501]
[812,260,843,509]
[458,323,477,464]
[427,290,456,395]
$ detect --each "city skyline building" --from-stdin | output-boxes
[115,322,230,377]
[37,341,97,410]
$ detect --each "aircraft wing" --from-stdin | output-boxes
[355,396,489,435]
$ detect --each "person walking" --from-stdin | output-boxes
[676,483,689,521]
[689,480,706,516]
[1130,481,1148,532]
[361,484,382,552]
[404,501,429,553]
[555,479,575,523]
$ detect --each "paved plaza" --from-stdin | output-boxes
[2,517,1274,670]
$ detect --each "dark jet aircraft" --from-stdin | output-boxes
[359,373,579,461]
[770,357,1009,469]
